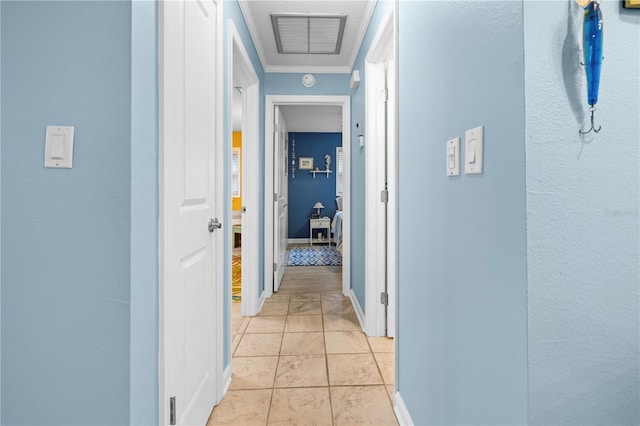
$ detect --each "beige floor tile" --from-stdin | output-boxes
[267,387,332,426]
[237,316,251,335]
[323,314,361,331]
[281,332,325,355]
[320,293,346,302]
[330,386,398,426]
[288,300,322,315]
[284,315,323,332]
[229,356,279,390]
[266,294,291,304]
[386,385,394,403]
[327,353,383,386]
[374,352,395,385]
[367,336,394,353]
[235,333,283,357]
[207,389,272,426]
[231,333,243,356]
[324,331,370,354]
[245,316,287,334]
[291,293,321,302]
[321,299,354,315]
[259,302,289,316]
[274,355,328,388]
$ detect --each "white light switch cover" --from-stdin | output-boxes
[45,126,74,168]
[446,137,460,176]
[465,125,483,174]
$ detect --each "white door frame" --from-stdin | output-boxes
[158,0,225,422]
[364,7,397,337]
[228,22,260,317]
[265,95,351,297]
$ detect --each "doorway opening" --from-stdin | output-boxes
[264,96,352,300]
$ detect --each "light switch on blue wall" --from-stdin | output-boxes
[45,125,74,168]
[465,125,483,174]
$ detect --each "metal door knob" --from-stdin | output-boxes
[208,218,222,232]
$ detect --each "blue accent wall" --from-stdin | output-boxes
[1,2,132,424]
[288,133,341,239]
[524,1,640,424]
[397,2,528,424]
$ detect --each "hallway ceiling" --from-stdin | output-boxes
[238,0,377,73]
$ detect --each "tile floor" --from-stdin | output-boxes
[209,266,397,426]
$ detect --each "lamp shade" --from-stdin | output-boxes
[313,202,324,209]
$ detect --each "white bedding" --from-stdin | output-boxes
[331,211,344,253]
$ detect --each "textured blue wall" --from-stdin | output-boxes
[525,2,640,424]
[130,1,158,424]
[288,133,341,239]
[397,2,528,424]
[348,0,392,313]
[1,2,131,424]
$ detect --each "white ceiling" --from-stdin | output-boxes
[238,0,377,73]
[280,105,342,132]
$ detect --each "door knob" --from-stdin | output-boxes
[208,218,222,233]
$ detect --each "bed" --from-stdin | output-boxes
[331,196,344,252]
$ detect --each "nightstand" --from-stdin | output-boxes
[310,217,331,246]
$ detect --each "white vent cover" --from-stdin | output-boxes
[271,14,347,54]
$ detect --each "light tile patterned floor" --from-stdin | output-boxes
[210,265,397,426]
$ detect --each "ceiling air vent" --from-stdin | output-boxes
[271,14,347,54]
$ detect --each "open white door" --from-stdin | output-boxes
[273,106,288,292]
[159,0,221,424]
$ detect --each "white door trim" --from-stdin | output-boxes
[228,22,260,317]
[264,95,351,297]
[158,0,225,422]
[364,6,395,337]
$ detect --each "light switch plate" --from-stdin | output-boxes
[446,137,460,176]
[45,125,74,168]
[465,125,483,174]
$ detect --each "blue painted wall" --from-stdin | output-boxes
[397,2,528,424]
[348,0,392,313]
[524,2,640,424]
[288,133,341,239]
[265,73,350,96]
[1,2,132,424]
[222,0,265,368]
[129,2,158,424]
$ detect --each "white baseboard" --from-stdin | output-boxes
[256,290,266,314]
[221,363,232,398]
[394,390,414,426]
[287,238,309,245]
[349,289,366,331]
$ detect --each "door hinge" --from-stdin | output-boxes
[380,292,388,306]
[381,89,389,102]
[380,189,389,203]
[274,193,278,202]
[273,262,278,272]
[169,396,176,426]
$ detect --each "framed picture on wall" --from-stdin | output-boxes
[299,157,314,170]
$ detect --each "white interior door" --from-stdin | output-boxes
[273,106,288,291]
[159,0,220,424]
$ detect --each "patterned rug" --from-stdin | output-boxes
[232,255,241,301]
[287,246,342,267]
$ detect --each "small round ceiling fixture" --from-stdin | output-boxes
[302,73,316,87]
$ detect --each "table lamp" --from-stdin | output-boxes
[313,202,324,216]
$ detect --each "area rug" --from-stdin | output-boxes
[287,246,342,267]
[232,255,241,301]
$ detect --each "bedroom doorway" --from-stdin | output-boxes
[265,96,352,299]
[229,21,260,323]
